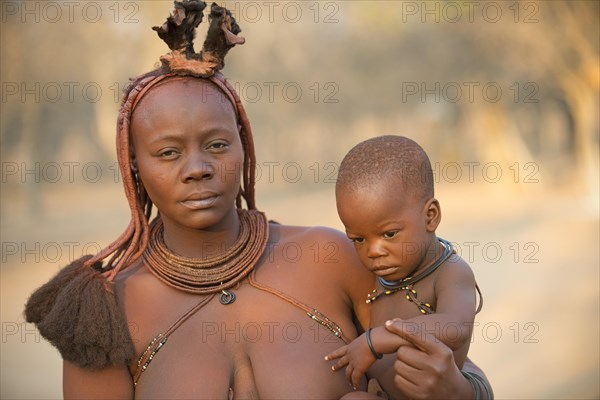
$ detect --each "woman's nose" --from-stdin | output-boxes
[182,155,215,182]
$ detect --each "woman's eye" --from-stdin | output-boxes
[208,141,229,150]
[159,150,178,158]
[383,231,398,239]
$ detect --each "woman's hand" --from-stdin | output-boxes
[384,319,476,399]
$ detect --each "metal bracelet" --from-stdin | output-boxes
[461,371,483,400]
[366,328,383,360]
[468,371,493,400]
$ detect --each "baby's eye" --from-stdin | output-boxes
[383,231,398,239]
[349,237,365,244]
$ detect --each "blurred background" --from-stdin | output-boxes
[1,1,598,398]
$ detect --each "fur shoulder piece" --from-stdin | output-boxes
[24,255,134,369]
[153,1,245,78]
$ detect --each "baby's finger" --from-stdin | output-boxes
[331,356,349,371]
[351,368,363,390]
[324,346,347,361]
[345,365,354,383]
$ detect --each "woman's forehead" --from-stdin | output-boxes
[138,77,231,107]
[131,77,237,124]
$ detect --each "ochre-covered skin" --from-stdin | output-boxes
[117,223,373,398]
[27,1,491,398]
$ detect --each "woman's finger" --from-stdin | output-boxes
[385,319,447,356]
[392,371,419,398]
[393,348,423,387]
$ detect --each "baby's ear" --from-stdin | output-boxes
[424,198,441,232]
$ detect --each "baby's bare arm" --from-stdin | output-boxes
[371,257,478,360]
[420,256,478,350]
[367,325,410,355]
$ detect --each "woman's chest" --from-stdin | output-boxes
[128,280,358,398]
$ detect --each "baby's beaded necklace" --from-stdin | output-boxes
[366,237,454,314]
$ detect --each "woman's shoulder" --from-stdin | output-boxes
[272,223,350,245]
[271,222,373,282]
[272,223,374,328]
[112,257,151,287]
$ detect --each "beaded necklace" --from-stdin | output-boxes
[144,209,269,304]
[366,237,454,314]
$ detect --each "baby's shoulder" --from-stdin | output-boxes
[435,251,476,288]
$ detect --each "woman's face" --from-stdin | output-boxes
[130,78,243,233]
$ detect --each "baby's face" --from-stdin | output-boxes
[336,183,438,281]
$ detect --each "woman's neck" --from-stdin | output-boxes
[161,208,241,259]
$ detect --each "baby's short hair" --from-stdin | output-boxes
[336,135,434,202]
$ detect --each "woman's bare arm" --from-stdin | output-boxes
[63,361,134,400]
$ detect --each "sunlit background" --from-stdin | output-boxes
[1,1,598,398]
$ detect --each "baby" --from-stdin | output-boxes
[326,135,481,393]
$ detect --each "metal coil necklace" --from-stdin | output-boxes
[144,209,269,304]
[366,237,454,314]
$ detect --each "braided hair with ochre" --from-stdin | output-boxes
[90,1,256,280]
[24,0,255,369]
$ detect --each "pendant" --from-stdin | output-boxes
[220,290,236,305]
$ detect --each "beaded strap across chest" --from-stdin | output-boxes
[132,218,348,386]
[247,270,350,344]
[132,274,349,386]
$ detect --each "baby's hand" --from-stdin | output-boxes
[325,333,378,390]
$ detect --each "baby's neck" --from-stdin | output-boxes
[407,235,443,278]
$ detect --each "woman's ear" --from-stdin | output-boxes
[424,198,441,232]
[129,142,138,175]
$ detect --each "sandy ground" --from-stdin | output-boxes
[1,180,598,399]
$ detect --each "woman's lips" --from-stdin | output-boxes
[180,195,219,210]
